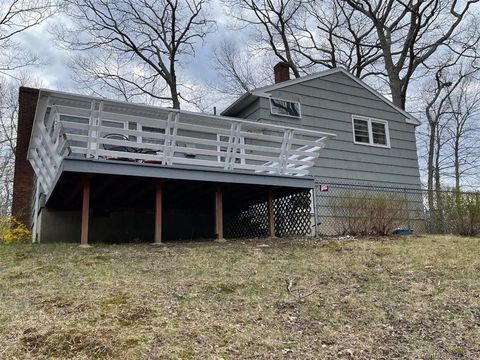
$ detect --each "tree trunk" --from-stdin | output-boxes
[389,76,406,110]
[427,121,436,211]
[434,126,442,196]
[169,80,180,109]
[434,127,444,233]
[454,136,460,190]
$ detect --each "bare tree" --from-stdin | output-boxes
[226,0,479,109]
[227,0,307,78]
[0,1,53,216]
[57,0,215,109]
[295,0,383,79]
[212,39,272,96]
[0,80,19,216]
[343,0,480,109]
[423,66,453,208]
[0,0,54,75]
[444,73,480,189]
[0,73,44,216]
[420,55,480,209]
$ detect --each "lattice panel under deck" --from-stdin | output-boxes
[224,201,269,239]
[224,189,312,239]
[274,190,312,237]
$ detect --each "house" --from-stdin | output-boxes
[11,64,421,243]
[222,63,423,234]
[224,63,421,188]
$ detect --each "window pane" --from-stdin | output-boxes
[271,99,300,117]
[353,119,369,143]
[371,122,387,145]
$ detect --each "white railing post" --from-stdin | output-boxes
[51,107,62,143]
[168,113,179,165]
[278,129,294,175]
[223,122,242,170]
[229,123,242,170]
[31,180,40,243]
[162,112,173,164]
[223,123,236,170]
[86,100,96,159]
[44,96,54,132]
[94,101,103,159]
[53,120,67,159]
[162,112,179,166]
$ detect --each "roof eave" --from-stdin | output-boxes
[222,67,421,126]
[220,92,255,116]
[406,117,421,126]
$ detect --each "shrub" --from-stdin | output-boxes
[0,216,31,244]
[330,192,409,236]
[440,190,480,236]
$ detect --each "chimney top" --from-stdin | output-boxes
[274,62,290,84]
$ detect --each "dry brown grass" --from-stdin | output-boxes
[1,235,479,359]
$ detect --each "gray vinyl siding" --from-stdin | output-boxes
[234,99,262,121]
[231,72,422,189]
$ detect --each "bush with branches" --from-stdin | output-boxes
[0,216,31,244]
[438,190,480,236]
[330,192,409,236]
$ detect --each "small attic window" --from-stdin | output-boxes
[270,98,301,118]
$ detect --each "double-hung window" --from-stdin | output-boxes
[352,116,390,148]
[217,134,245,164]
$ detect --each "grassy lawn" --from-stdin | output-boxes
[0,236,479,359]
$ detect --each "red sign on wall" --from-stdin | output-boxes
[318,185,329,192]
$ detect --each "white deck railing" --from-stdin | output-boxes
[28,92,336,195]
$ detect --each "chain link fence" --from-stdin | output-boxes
[313,181,480,236]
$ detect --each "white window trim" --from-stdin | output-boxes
[217,134,245,164]
[352,115,390,148]
[269,97,302,118]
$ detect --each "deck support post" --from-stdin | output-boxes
[80,175,91,248]
[153,181,163,245]
[215,185,225,242]
[268,189,276,238]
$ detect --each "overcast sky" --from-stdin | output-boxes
[14,1,246,105]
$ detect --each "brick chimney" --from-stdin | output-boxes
[11,87,39,227]
[274,62,290,83]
